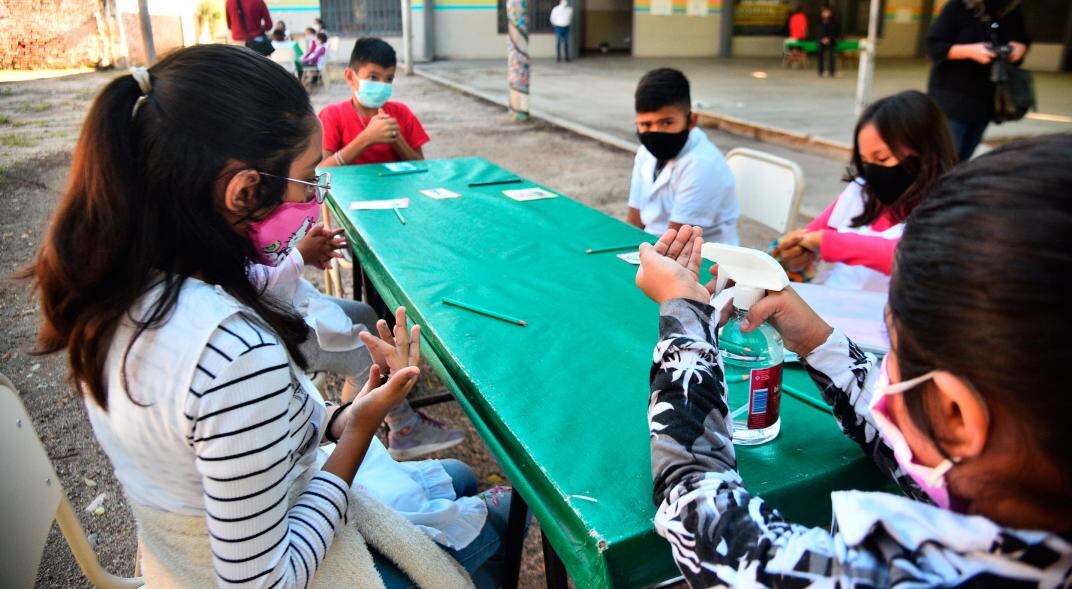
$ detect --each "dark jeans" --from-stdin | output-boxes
[554,26,570,61]
[948,117,989,163]
[818,43,835,76]
[370,459,517,588]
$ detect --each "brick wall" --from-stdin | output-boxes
[0,0,111,69]
[0,1,191,70]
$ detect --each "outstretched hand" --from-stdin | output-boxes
[635,226,709,305]
[359,306,421,376]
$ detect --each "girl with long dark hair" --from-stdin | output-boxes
[775,90,957,292]
[27,44,510,588]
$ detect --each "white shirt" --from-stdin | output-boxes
[550,3,573,27]
[628,127,739,245]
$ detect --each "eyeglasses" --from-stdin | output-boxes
[258,171,331,203]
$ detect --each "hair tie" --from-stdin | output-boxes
[130,67,153,119]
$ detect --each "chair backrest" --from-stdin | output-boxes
[725,147,805,234]
[1,373,63,588]
[270,45,297,73]
[0,374,143,589]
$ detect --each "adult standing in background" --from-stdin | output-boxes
[226,0,274,52]
[927,0,1030,162]
[550,0,574,62]
[816,5,840,78]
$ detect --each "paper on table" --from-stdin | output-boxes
[617,252,641,265]
[420,188,461,200]
[710,282,890,354]
[792,283,889,354]
[349,197,410,210]
[503,187,558,202]
[383,162,418,172]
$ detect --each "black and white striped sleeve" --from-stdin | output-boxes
[185,314,349,588]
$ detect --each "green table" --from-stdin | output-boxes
[326,157,891,588]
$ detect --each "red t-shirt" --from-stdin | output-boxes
[319,99,430,165]
[226,0,272,41]
[788,12,808,40]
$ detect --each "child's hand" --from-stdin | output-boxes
[739,287,833,357]
[296,223,347,270]
[775,229,818,272]
[363,110,401,145]
[347,364,421,432]
[359,306,421,375]
[636,228,708,305]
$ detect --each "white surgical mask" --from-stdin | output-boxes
[870,354,959,509]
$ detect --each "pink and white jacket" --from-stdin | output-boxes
[807,180,902,292]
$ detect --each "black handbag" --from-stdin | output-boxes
[235,0,274,56]
[978,9,1035,123]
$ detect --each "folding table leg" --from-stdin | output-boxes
[501,488,530,589]
[357,264,390,323]
[541,531,570,589]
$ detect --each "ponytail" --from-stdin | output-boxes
[26,45,313,409]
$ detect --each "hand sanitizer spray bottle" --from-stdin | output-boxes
[702,243,790,445]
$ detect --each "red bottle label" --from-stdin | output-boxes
[747,364,782,429]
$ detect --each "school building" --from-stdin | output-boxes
[270,0,1070,71]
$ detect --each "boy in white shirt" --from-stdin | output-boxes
[627,68,739,245]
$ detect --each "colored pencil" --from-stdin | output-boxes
[442,297,527,327]
[585,243,649,255]
[468,178,522,187]
[377,168,428,177]
[392,206,406,225]
[781,384,828,412]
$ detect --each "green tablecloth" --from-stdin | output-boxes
[785,39,861,53]
[326,157,890,588]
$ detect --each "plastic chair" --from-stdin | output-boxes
[270,44,297,76]
[0,374,144,589]
[323,37,340,90]
[725,147,805,234]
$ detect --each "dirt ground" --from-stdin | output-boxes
[0,67,779,588]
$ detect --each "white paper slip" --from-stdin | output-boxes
[617,252,641,265]
[420,188,461,200]
[503,187,558,202]
[349,197,410,211]
[383,162,418,172]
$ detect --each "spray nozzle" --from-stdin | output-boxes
[701,243,790,310]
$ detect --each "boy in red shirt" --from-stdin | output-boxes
[319,38,429,167]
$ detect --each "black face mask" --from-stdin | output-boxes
[861,157,918,205]
[638,123,691,162]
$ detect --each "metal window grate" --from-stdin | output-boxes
[322,0,403,36]
[498,0,558,34]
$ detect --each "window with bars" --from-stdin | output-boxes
[321,0,402,36]
[497,0,559,34]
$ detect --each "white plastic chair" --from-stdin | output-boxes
[0,374,144,589]
[725,147,805,234]
[270,44,298,76]
[322,37,340,89]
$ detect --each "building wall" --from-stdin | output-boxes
[633,0,722,57]
[431,0,560,59]
[878,0,921,57]
[1,0,113,69]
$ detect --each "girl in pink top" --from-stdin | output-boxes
[775,91,957,291]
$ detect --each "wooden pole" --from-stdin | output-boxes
[137,0,156,65]
[507,0,529,120]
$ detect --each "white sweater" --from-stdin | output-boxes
[87,280,350,587]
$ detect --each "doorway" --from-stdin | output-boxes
[582,0,633,54]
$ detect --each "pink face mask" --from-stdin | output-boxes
[869,354,959,509]
[247,198,321,266]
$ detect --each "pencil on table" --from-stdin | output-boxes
[585,243,648,255]
[468,178,522,187]
[392,207,406,225]
[378,169,429,177]
[442,297,526,327]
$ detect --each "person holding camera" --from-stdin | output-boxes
[926,0,1030,162]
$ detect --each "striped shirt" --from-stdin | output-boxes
[89,311,351,588]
